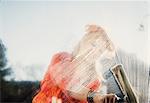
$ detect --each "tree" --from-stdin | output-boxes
[0,39,11,81]
[0,39,40,103]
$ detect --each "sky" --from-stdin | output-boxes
[0,1,149,80]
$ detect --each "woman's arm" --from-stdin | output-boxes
[67,87,116,103]
[67,86,90,101]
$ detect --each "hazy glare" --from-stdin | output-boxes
[0,1,149,80]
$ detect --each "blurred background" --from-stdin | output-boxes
[0,1,149,103]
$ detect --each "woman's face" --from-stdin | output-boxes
[81,33,98,49]
[78,32,101,56]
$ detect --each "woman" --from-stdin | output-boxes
[32,25,116,103]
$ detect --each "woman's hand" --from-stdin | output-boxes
[94,93,116,103]
[86,24,104,33]
[52,96,62,103]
